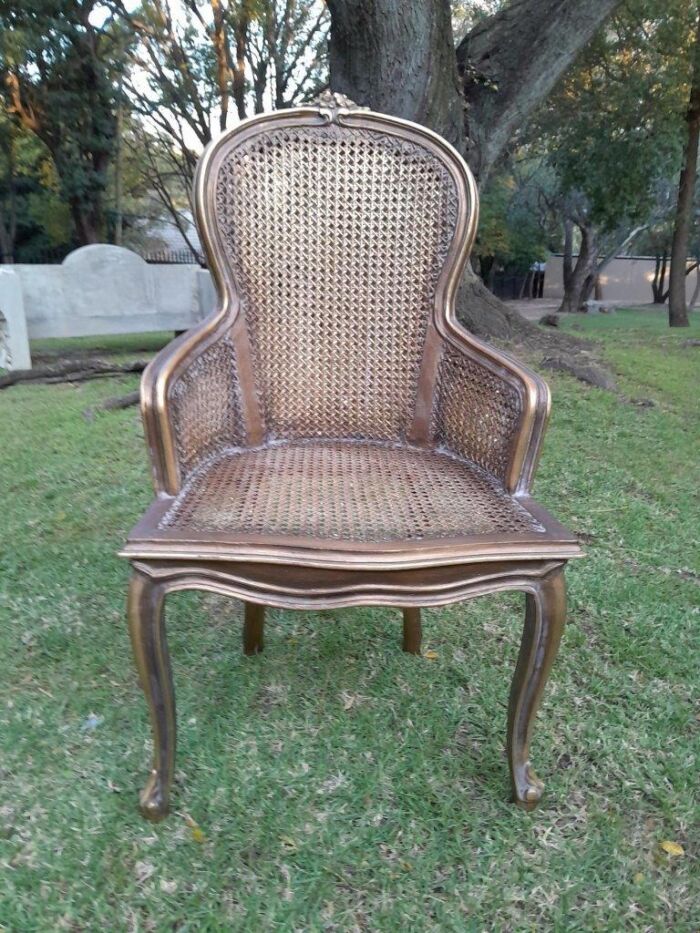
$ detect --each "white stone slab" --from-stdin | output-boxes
[0,268,32,370]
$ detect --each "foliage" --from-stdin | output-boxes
[0,113,73,261]
[0,0,127,244]
[534,0,690,236]
[1,313,698,927]
[451,0,503,42]
[476,163,556,275]
[495,0,699,312]
[471,0,696,301]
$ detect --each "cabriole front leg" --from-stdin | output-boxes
[508,565,566,810]
[127,568,175,822]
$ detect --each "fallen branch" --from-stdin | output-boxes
[83,390,141,421]
[0,359,148,389]
[98,390,141,410]
[97,389,141,411]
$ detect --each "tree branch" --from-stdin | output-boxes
[456,0,624,179]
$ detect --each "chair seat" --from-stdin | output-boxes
[124,440,581,566]
[161,440,543,541]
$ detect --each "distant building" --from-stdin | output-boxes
[543,254,697,305]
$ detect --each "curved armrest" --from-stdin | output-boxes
[141,323,246,496]
[432,331,551,495]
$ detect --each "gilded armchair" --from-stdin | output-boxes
[121,94,582,821]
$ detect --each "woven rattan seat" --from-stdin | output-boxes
[121,94,582,822]
[160,441,545,543]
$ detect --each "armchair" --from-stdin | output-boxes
[121,93,581,821]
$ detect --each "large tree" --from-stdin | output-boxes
[326,0,625,339]
[0,114,17,262]
[0,111,74,262]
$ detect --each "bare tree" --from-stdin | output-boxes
[109,0,328,242]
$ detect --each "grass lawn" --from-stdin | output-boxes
[1,309,698,930]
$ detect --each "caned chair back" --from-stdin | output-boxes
[195,99,477,444]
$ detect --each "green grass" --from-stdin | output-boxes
[1,309,698,930]
[29,331,171,360]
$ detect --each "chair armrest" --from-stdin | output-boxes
[141,326,246,496]
[432,331,551,495]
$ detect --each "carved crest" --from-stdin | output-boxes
[311,89,369,121]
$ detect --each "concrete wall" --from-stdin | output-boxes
[543,254,697,304]
[0,245,217,370]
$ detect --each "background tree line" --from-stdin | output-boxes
[1,0,698,329]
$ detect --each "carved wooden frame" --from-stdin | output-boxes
[121,97,582,822]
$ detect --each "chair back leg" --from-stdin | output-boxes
[402,607,422,654]
[243,602,265,655]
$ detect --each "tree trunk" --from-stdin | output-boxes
[455,0,624,181]
[562,219,574,293]
[327,0,464,148]
[114,87,124,246]
[691,262,700,308]
[327,0,623,342]
[558,224,597,313]
[652,251,668,303]
[232,5,250,121]
[70,202,102,245]
[0,216,14,262]
[668,4,700,328]
[581,272,596,305]
[0,126,17,263]
[584,223,646,304]
[480,255,496,291]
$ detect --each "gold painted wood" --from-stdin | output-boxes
[122,96,582,820]
[243,602,265,655]
[402,608,422,654]
[508,566,567,808]
[127,570,174,822]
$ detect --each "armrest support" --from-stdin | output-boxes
[432,332,551,495]
[141,324,246,496]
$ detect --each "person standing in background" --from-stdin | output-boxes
[531,259,546,298]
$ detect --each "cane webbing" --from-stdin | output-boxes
[214,124,459,442]
[160,440,544,542]
[169,336,245,477]
[432,344,522,483]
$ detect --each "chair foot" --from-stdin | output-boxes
[511,762,545,811]
[402,607,422,654]
[243,602,265,655]
[139,769,171,822]
[508,566,566,810]
[128,569,175,822]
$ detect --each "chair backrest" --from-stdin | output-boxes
[195,93,477,444]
